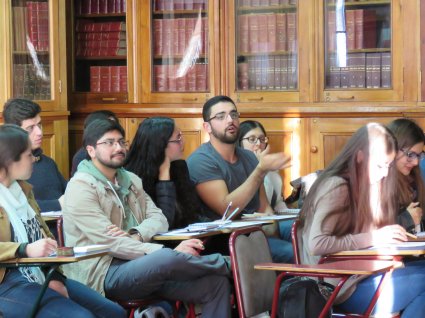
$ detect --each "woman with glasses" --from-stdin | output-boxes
[387,118,425,234]
[126,117,203,229]
[238,120,288,212]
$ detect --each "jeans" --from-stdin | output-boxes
[267,219,295,263]
[0,269,126,318]
[104,248,231,318]
[339,260,425,317]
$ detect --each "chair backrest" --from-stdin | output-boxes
[56,216,65,247]
[229,227,276,318]
[291,219,301,265]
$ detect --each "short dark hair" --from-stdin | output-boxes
[0,124,30,174]
[83,110,118,129]
[202,95,236,122]
[3,98,42,126]
[83,119,125,148]
[238,120,267,146]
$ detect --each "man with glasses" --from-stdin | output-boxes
[63,119,231,317]
[3,98,67,212]
[187,95,294,262]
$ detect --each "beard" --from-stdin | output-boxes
[96,151,127,169]
[211,125,239,144]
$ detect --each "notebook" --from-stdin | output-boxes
[187,220,231,232]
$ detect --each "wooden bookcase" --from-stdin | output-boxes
[67,0,425,187]
[0,0,69,178]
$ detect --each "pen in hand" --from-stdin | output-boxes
[221,201,232,221]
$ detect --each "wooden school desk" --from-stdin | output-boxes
[0,251,108,318]
[255,260,399,318]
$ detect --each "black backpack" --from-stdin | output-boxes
[278,277,332,318]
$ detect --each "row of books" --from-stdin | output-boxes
[326,52,391,89]
[238,13,296,54]
[239,0,297,7]
[154,0,207,11]
[153,18,208,57]
[13,64,51,100]
[237,55,298,91]
[90,66,127,93]
[12,2,49,52]
[153,63,208,92]
[328,9,377,52]
[75,0,126,15]
[76,21,127,57]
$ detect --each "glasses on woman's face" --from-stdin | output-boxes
[241,136,268,145]
[168,134,183,144]
[400,148,425,162]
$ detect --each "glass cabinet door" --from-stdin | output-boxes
[11,0,52,101]
[141,0,218,104]
[321,0,402,102]
[228,0,311,104]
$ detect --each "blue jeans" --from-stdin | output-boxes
[339,260,425,317]
[0,269,126,318]
[266,220,295,263]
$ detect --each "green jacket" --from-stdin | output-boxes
[0,181,54,284]
[63,160,168,294]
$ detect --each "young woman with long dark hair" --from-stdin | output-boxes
[387,118,425,234]
[300,123,425,317]
[126,117,201,229]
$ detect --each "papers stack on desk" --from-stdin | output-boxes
[368,242,425,250]
[41,211,62,218]
[187,220,231,232]
[73,244,110,254]
[275,208,301,215]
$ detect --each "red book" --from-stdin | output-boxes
[346,10,355,51]
[286,12,296,52]
[91,0,100,14]
[164,0,174,10]
[276,13,287,51]
[103,47,127,56]
[153,19,163,56]
[176,74,187,92]
[239,15,249,53]
[110,66,120,92]
[82,39,127,48]
[119,66,127,92]
[172,19,179,56]
[26,2,38,50]
[186,66,197,91]
[248,14,259,53]
[154,65,168,91]
[168,65,177,92]
[162,19,172,56]
[90,66,101,93]
[101,66,112,92]
[202,17,208,55]
[355,9,377,49]
[174,0,184,10]
[77,31,126,41]
[184,0,194,10]
[107,0,116,13]
[82,0,92,14]
[115,0,122,13]
[177,18,186,56]
[121,0,126,12]
[267,13,277,52]
[185,18,195,49]
[195,63,207,91]
[37,2,49,51]
[156,0,164,11]
[193,0,202,10]
[257,14,268,53]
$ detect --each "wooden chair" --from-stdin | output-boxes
[56,216,195,318]
[290,219,400,318]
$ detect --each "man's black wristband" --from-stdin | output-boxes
[16,243,29,258]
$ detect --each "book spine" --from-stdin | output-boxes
[248,14,259,53]
[346,10,355,51]
[239,15,249,54]
[153,19,163,56]
[267,13,277,52]
[381,52,391,88]
[276,13,287,52]
[267,56,275,90]
[257,14,268,53]
[90,66,101,93]
[119,66,127,92]
[286,12,296,52]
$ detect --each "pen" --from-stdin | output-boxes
[221,201,232,221]
[226,207,240,221]
[406,232,418,240]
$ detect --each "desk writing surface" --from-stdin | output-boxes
[0,251,109,265]
[255,260,397,275]
[332,242,425,257]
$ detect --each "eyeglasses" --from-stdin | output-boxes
[400,149,425,162]
[241,136,269,145]
[207,111,240,122]
[24,123,42,134]
[96,139,129,148]
[168,134,183,144]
